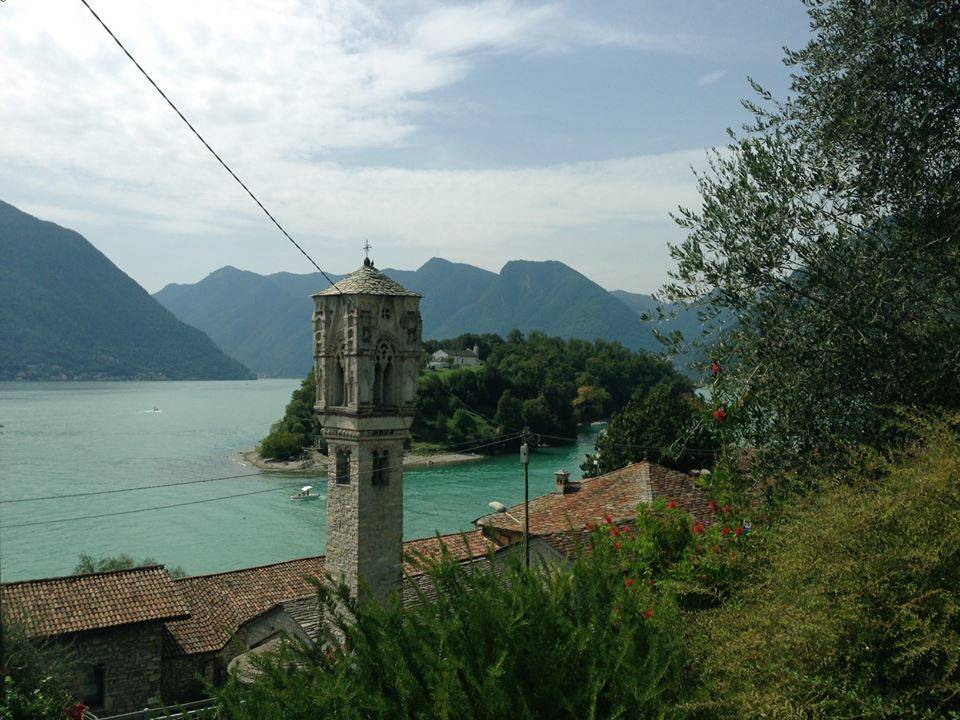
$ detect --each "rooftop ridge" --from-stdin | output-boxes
[174,555,324,583]
[2,563,166,587]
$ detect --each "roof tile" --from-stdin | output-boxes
[1,566,188,637]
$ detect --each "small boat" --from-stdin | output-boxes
[290,485,319,501]
[142,407,162,413]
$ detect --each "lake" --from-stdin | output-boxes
[0,380,599,582]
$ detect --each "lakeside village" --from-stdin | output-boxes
[1,262,716,716]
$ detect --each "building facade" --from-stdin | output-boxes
[427,345,480,370]
[312,258,422,604]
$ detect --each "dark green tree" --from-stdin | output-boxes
[665,0,960,469]
[583,377,717,475]
[73,553,187,579]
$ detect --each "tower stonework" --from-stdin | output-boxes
[313,259,422,604]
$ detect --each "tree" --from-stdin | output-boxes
[73,553,187,579]
[583,377,717,475]
[1,622,78,720]
[665,0,960,470]
[494,390,524,432]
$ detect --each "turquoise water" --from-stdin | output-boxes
[0,380,598,582]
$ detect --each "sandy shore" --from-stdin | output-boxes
[240,448,486,474]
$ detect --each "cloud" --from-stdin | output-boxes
[0,0,707,292]
[697,70,727,86]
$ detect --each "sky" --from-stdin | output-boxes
[0,0,812,294]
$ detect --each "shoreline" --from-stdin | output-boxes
[240,448,487,474]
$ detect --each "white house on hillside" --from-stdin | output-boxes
[428,345,481,369]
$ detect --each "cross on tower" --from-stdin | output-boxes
[363,240,372,260]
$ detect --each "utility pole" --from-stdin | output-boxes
[520,427,530,569]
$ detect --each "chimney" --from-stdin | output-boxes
[555,468,571,495]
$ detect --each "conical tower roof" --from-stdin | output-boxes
[313,262,421,298]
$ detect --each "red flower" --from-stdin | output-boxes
[693,521,705,535]
[709,500,718,513]
[610,526,620,538]
[66,705,88,720]
[614,541,621,551]
[586,521,594,531]
[604,514,613,524]
[713,408,727,423]
[643,608,655,621]
[666,500,677,510]
[625,578,635,588]
[710,360,721,375]
[734,526,744,537]
[721,527,730,537]
[721,503,731,514]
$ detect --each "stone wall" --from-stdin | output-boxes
[66,622,164,714]
[161,652,214,704]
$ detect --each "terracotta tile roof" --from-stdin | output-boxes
[2,566,188,638]
[476,461,714,536]
[403,529,495,571]
[313,264,421,297]
[165,532,495,657]
[164,556,325,657]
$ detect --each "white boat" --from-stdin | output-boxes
[290,485,319,501]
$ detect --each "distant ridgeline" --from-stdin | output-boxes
[156,258,720,379]
[259,331,687,460]
[0,200,253,381]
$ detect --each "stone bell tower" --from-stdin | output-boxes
[313,257,422,604]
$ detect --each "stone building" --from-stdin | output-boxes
[1,566,189,715]
[427,345,480,370]
[312,258,422,604]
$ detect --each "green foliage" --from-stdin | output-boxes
[0,199,254,381]
[692,420,960,718]
[584,376,719,475]
[73,552,187,579]
[216,533,695,719]
[413,331,683,449]
[664,0,960,471]
[258,372,321,459]
[1,622,77,720]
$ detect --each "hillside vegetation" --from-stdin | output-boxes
[0,200,253,381]
[258,331,684,460]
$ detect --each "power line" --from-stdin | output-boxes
[76,0,712,468]
[76,0,348,301]
[0,486,286,530]
[0,432,522,507]
[0,433,523,525]
[0,470,263,506]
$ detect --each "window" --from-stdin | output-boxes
[380,306,391,320]
[372,450,390,486]
[335,449,351,484]
[334,354,346,406]
[373,343,394,406]
[80,665,105,709]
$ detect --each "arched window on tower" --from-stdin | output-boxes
[373,342,394,406]
[334,351,346,406]
[372,449,389,486]
[335,448,351,484]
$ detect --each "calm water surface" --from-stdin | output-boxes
[0,380,598,581]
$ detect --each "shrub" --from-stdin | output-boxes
[259,430,307,461]
[692,419,960,718]
[216,533,694,719]
[1,622,78,720]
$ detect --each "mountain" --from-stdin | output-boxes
[426,260,658,347]
[0,200,253,381]
[155,258,667,378]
